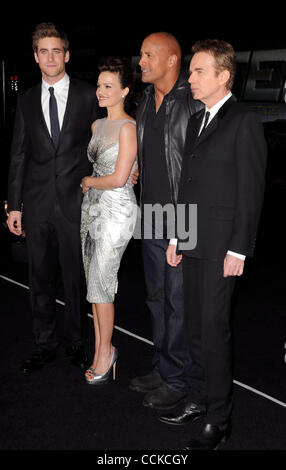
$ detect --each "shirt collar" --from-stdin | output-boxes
[205,91,232,118]
[165,74,182,98]
[149,73,182,100]
[42,73,69,93]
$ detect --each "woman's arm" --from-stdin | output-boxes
[81,122,137,193]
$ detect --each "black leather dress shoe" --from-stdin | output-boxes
[183,423,230,450]
[129,369,163,393]
[159,402,206,425]
[66,345,87,368]
[21,349,56,373]
[143,383,187,410]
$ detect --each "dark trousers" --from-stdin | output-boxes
[25,201,87,351]
[141,237,192,392]
[182,255,236,428]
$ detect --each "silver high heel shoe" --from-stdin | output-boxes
[85,347,118,385]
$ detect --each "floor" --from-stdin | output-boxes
[0,181,286,452]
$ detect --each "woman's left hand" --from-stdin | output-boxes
[81,176,92,194]
[130,164,139,187]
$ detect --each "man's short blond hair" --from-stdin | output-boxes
[32,22,69,52]
[192,39,236,90]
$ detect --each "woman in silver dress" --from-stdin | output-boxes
[80,57,137,385]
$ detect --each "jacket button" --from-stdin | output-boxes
[191,154,196,158]
[187,177,192,182]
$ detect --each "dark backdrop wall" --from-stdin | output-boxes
[1,7,286,202]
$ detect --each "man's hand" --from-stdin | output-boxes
[166,244,182,267]
[7,210,22,236]
[223,254,244,277]
[130,164,139,187]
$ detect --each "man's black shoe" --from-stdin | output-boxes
[183,423,230,450]
[159,401,206,425]
[129,369,163,393]
[143,383,187,410]
[66,345,87,368]
[21,349,56,373]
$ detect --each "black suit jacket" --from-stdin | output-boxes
[8,78,103,225]
[177,96,267,259]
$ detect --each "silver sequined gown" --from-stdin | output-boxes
[81,118,137,303]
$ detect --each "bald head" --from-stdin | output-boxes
[144,32,182,62]
[139,32,182,87]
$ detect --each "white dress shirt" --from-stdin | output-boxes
[170,92,245,261]
[198,92,232,135]
[41,73,70,134]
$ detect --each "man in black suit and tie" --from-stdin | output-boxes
[7,23,103,372]
[160,40,267,449]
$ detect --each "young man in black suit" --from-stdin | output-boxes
[7,23,103,372]
[160,39,267,449]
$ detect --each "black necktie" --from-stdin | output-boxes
[200,110,210,135]
[49,87,60,147]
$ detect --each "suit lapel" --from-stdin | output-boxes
[194,114,218,148]
[33,78,77,150]
[59,79,77,146]
[31,83,54,147]
[193,95,236,150]
[184,109,204,155]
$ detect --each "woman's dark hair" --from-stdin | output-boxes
[98,56,135,112]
